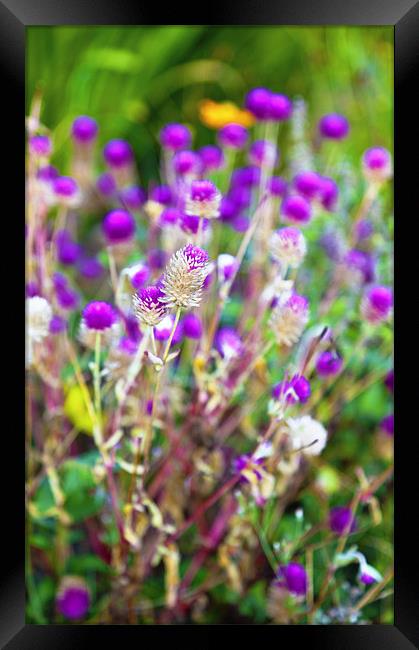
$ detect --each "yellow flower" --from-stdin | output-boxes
[64,384,96,434]
[199,99,255,129]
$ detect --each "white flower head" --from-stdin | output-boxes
[27,296,52,342]
[269,227,307,268]
[160,244,210,310]
[286,415,328,456]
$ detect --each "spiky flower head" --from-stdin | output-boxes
[286,415,328,456]
[160,245,210,309]
[270,293,309,346]
[185,180,222,218]
[132,285,167,326]
[27,296,53,343]
[269,227,307,268]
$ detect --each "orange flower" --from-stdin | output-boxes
[199,99,255,130]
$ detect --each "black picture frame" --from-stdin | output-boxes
[3,0,418,647]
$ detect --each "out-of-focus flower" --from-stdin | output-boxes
[103,139,134,168]
[329,506,357,535]
[82,301,116,331]
[269,227,307,268]
[185,180,222,218]
[380,414,394,436]
[361,285,392,323]
[198,145,225,172]
[249,140,279,167]
[270,294,309,347]
[276,563,307,596]
[180,213,210,235]
[27,296,52,342]
[293,170,322,200]
[182,313,203,339]
[199,99,254,129]
[316,351,343,377]
[217,253,238,282]
[133,285,167,327]
[160,244,210,310]
[29,134,52,157]
[282,194,312,225]
[362,146,392,183]
[384,369,394,393]
[344,249,375,284]
[160,123,192,150]
[267,176,288,197]
[71,115,98,143]
[272,374,311,404]
[286,415,328,456]
[96,172,116,197]
[56,230,81,266]
[56,576,90,621]
[318,113,350,140]
[269,93,292,121]
[244,87,272,120]
[215,327,244,360]
[126,261,150,290]
[49,314,67,334]
[173,150,200,176]
[53,176,80,206]
[78,257,104,279]
[119,185,147,211]
[318,176,339,211]
[218,123,248,149]
[102,209,136,244]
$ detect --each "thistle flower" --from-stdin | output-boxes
[160,123,192,151]
[269,227,307,268]
[286,415,328,456]
[362,147,392,183]
[160,244,210,310]
[71,115,98,143]
[318,113,350,140]
[185,180,222,218]
[132,285,167,326]
[270,294,309,347]
[56,576,90,620]
[329,506,357,535]
[361,285,392,323]
[276,563,307,596]
[27,296,53,342]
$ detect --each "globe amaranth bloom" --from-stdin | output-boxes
[132,285,167,327]
[182,313,203,339]
[286,415,328,456]
[27,296,53,343]
[231,166,261,188]
[160,244,210,310]
[270,294,309,347]
[198,145,224,172]
[185,180,222,218]
[218,123,248,149]
[154,313,182,341]
[361,285,392,324]
[215,327,244,360]
[329,506,357,535]
[71,115,98,143]
[56,576,90,621]
[102,209,136,244]
[96,172,117,197]
[217,254,238,282]
[276,563,307,596]
[362,146,392,183]
[78,256,104,280]
[82,301,116,331]
[272,375,311,405]
[344,249,375,284]
[56,230,81,266]
[269,227,307,269]
[293,170,323,200]
[249,140,279,168]
[29,134,52,157]
[318,113,350,140]
[173,150,200,176]
[127,261,150,290]
[245,87,272,120]
[160,123,192,151]
[119,185,147,211]
[103,139,134,168]
[49,314,67,334]
[267,176,288,197]
[281,194,312,225]
[316,351,343,377]
[318,176,339,211]
[53,176,80,206]
[269,93,292,121]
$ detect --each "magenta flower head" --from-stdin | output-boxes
[218,123,248,149]
[37,165,59,183]
[119,185,146,211]
[231,215,250,232]
[355,218,374,242]
[180,213,209,235]
[160,123,192,151]
[150,185,173,206]
[361,285,393,324]
[49,314,67,335]
[198,145,224,172]
[133,284,167,326]
[71,115,98,143]
[215,327,244,360]
[316,351,343,377]
[96,172,116,197]
[159,207,181,227]
[231,166,261,188]
[217,253,238,282]
[53,176,79,203]
[362,147,392,183]
[384,369,394,393]
[245,87,272,120]
[329,506,357,535]
[269,93,292,121]
[268,176,288,197]
[129,262,150,290]
[282,195,312,225]
[102,209,136,244]
[272,375,311,404]
[78,256,104,280]
[380,414,394,437]
[318,113,350,140]
[82,301,116,331]
[276,563,307,597]
[293,171,323,200]
[344,249,375,284]
[56,576,90,621]
[249,140,278,168]
[173,150,200,176]
[29,134,52,157]
[56,230,81,266]
[103,139,134,168]
[318,176,339,211]
[185,179,221,218]
[182,313,203,339]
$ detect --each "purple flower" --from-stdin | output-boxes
[217,254,237,282]
[148,248,166,270]
[56,577,90,621]
[269,93,292,121]
[277,563,307,596]
[129,263,150,290]
[228,186,252,210]
[361,285,393,323]
[29,134,52,157]
[318,176,339,211]
[293,171,323,200]
[71,115,98,143]
[245,87,272,120]
[103,139,133,168]
[150,185,172,205]
[190,179,218,202]
[329,506,357,535]
[316,351,343,377]
[119,185,146,211]
[215,327,243,360]
[159,207,181,227]
[183,244,209,270]
[362,147,392,182]
[96,172,117,197]
[160,123,192,151]
[26,281,40,297]
[173,150,200,175]
[231,215,250,232]
[282,195,312,225]
[231,166,261,188]
[219,196,240,222]
[49,314,67,334]
[218,123,248,149]
[37,165,59,183]
[82,301,116,331]
[249,140,278,168]
[182,313,203,339]
[360,572,377,586]
[56,230,80,266]
[198,145,224,172]
[354,219,374,242]
[53,176,78,198]
[56,285,80,311]
[180,213,209,235]
[318,113,350,140]
[384,369,394,393]
[268,176,288,197]
[102,209,136,244]
[380,414,394,437]
[272,375,311,404]
[344,249,375,284]
[319,230,344,262]
[78,257,104,279]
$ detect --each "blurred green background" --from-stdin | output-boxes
[27,26,393,183]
